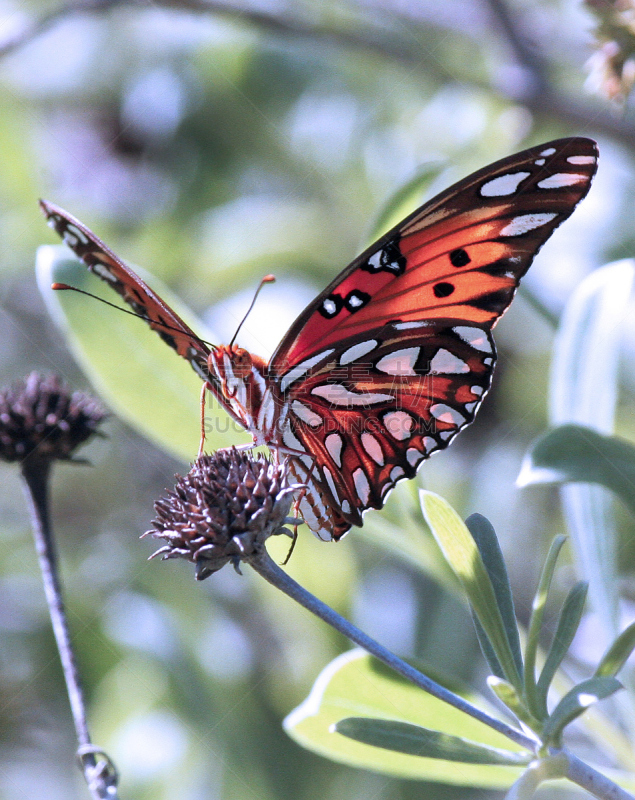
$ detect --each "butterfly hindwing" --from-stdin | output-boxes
[276,323,495,538]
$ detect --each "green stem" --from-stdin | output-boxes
[21,458,119,800]
[250,550,537,751]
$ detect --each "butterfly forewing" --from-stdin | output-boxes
[270,137,598,368]
[40,200,214,385]
[269,137,597,539]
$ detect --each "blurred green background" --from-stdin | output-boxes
[1,1,634,798]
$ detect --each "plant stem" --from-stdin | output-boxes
[250,550,537,751]
[21,459,119,800]
[251,552,635,800]
[565,752,635,800]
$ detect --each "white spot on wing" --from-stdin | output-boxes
[353,468,370,504]
[93,262,118,283]
[430,349,469,374]
[376,347,420,376]
[535,158,545,166]
[407,448,423,466]
[393,320,428,330]
[291,400,323,427]
[465,401,477,413]
[453,326,492,353]
[537,173,587,189]
[567,155,595,165]
[384,410,415,441]
[280,349,335,393]
[325,433,343,467]
[65,223,89,245]
[540,147,556,156]
[480,171,530,197]
[431,404,466,426]
[423,437,437,452]
[340,339,378,365]
[323,466,340,504]
[258,389,277,432]
[342,499,351,514]
[471,384,484,395]
[361,432,384,465]
[283,422,305,452]
[500,213,557,236]
[390,466,405,481]
[311,384,393,406]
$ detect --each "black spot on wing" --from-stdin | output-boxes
[433,282,455,298]
[319,293,344,319]
[449,248,471,267]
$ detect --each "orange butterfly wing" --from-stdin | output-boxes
[269,137,597,539]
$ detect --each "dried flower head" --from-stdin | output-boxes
[0,372,106,464]
[146,448,299,579]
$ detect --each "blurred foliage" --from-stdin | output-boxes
[1,1,635,799]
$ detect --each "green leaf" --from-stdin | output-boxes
[517,424,635,517]
[595,621,635,678]
[364,163,446,244]
[334,718,531,765]
[471,612,505,681]
[284,650,528,787]
[487,677,540,729]
[541,677,623,745]
[36,246,249,462]
[536,582,588,714]
[466,514,523,681]
[420,492,521,689]
[523,536,567,721]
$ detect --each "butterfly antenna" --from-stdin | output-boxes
[51,283,216,350]
[228,274,276,349]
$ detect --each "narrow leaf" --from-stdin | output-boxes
[420,491,521,689]
[487,677,540,729]
[542,677,622,745]
[536,582,588,712]
[284,649,527,786]
[517,424,635,517]
[595,621,635,678]
[523,535,567,721]
[466,514,523,680]
[472,612,505,680]
[334,718,531,765]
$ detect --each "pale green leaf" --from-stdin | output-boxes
[284,650,527,787]
[420,492,521,689]
[334,718,531,765]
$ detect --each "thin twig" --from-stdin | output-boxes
[250,549,538,751]
[251,551,635,800]
[1,0,635,149]
[20,458,119,800]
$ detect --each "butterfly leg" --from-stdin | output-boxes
[198,383,208,458]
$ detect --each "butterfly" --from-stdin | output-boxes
[41,137,598,541]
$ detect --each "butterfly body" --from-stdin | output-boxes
[41,136,598,542]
